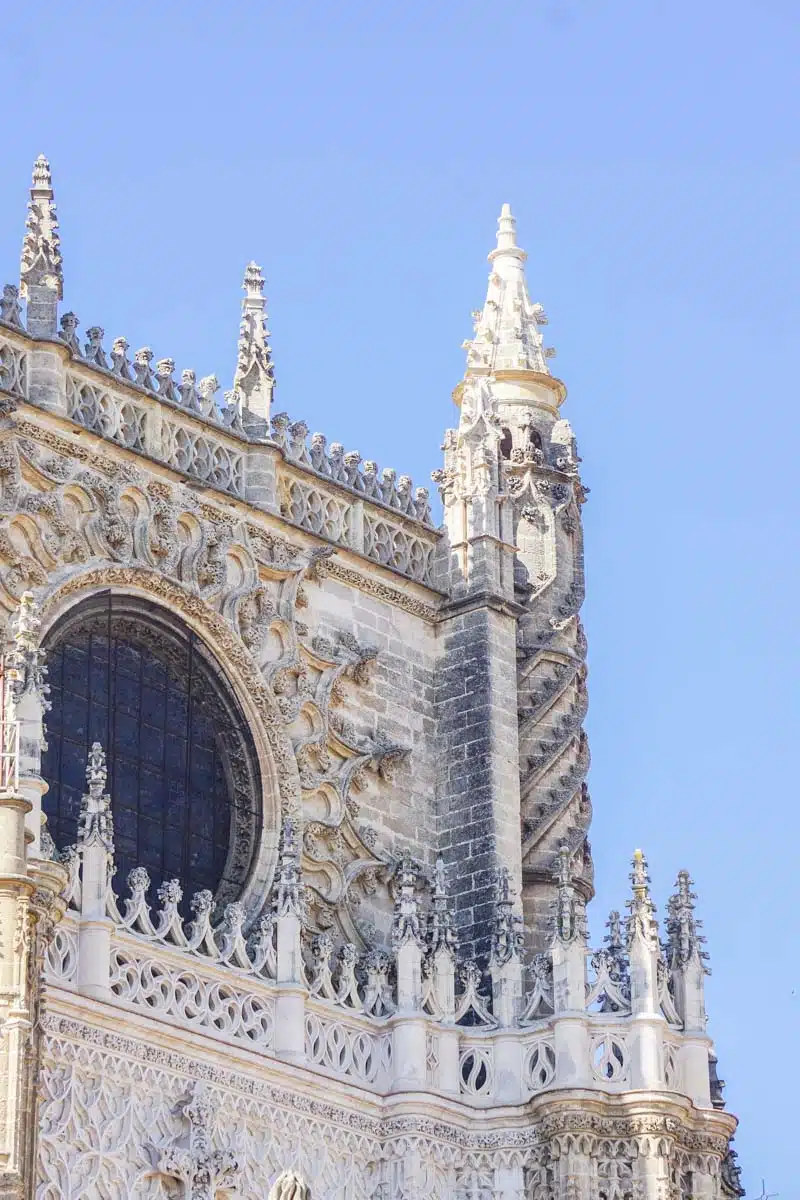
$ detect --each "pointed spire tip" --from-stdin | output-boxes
[32,154,53,189]
[495,202,518,250]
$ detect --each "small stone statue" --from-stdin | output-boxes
[269,1170,310,1200]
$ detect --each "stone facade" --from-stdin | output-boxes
[0,159,742,1199]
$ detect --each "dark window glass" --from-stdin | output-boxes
[41,601,259,912]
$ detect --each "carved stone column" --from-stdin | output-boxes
[76,744,115,1000]
[634,1137,672,1200]
[551,848,590,1090]
[550,1134,592,1200]
[0,592,66,1199]
[0,806,66,1200]
[391,854,426,1090]
[273,821,307,1063]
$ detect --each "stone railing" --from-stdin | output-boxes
[273,412,438,586]
[0,315,442,588]
[43,845,705,1108]
[63,364,249,499]
[0,329,30,400]
[42,908,673,1104]
[57,324,244,431]
[271,412,433,526]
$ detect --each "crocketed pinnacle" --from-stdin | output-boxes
[666,869,708,970]
[232,260,275,419]
[625,849,660,951]
[20,154,63,300]
[462,203,553,377]
[551,843,585,946]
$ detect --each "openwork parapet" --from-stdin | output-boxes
[44,831,718,1110]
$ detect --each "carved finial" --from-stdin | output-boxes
[427,854,458,958]
[233,260,275,421]
[20,154,63,306]
[458,203,555,384]
[625,848,659,950]
[58,311,81,355]
[550,843,585,945]
[274,818,304,919]
[666,869,708,971]
[556,843,572,889]
[84,326,108,368]
[6,591,49,707]
[391,850,424,949]
[111,336,132,380]
[491,865,524,966]
[78,742,114,853]
[496,202,518,251]
[605,909,624,955]
[602,909,630,992]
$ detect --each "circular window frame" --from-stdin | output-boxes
[41,590,265,914]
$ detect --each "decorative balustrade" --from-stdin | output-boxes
[3,285,443,584]
[522,1036,557,1092]
[65,373,147,452]
[277,470,437,584]
[0,333,29,398]
[45,913,79,986]
[42,872,697,1104]
[43,767,708,1109]
[304,1009,393,1090]
[105,867,278,980]
[58,322,243,431]
[109,940,276,1052]
[273,410,439,585]
[271,413,434,528]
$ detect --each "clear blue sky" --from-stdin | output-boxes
[1,0,797,1189]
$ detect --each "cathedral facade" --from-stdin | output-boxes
[0,158,741,1199]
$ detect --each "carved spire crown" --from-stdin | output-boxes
[20,154,63,301]
[232,259,275,422]
[460,202,556,382]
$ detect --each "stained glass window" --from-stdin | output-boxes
[41,595,260,911]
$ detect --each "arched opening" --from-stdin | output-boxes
[41,593,262,912]
[499,427,513,460]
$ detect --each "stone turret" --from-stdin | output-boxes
[436,205,591,955]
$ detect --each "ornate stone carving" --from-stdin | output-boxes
[20,155,62,300]
[77,742,113,853]
[233,261,275,420]
[0,284,24,328]
[155,1083,240,1200]
[269,1170,310,1200]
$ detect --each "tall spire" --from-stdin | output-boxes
[461,203,555,380]
[232,261,275,422]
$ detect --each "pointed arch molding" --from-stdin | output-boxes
[37,563,298,915]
